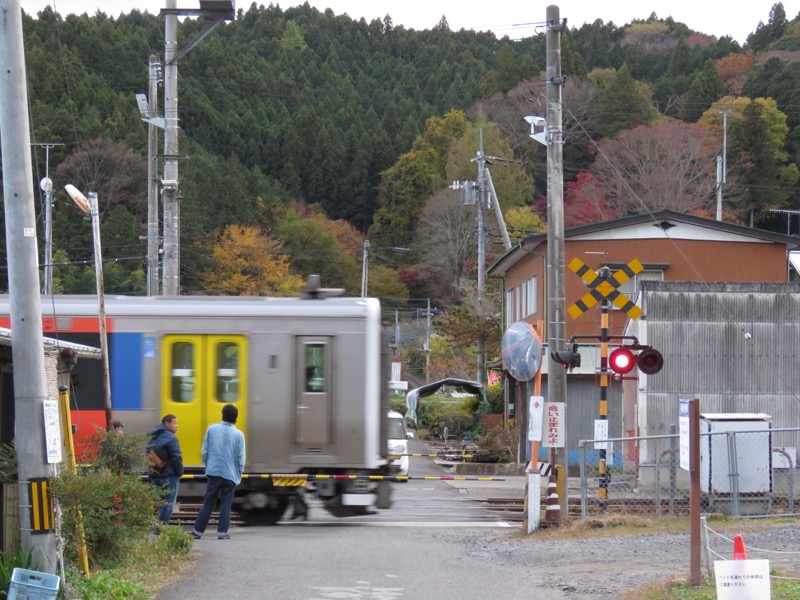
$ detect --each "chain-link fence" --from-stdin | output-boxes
[576,426,800,520]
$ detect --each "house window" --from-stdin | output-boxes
[505,276,538,327]
[523,276,537,318]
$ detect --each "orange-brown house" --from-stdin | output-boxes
[488,210,799,463]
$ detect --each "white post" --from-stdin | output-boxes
[361,240,369,297]
[88,193,112,430]
[65,186,113,429]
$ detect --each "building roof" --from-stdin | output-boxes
[0,327,101,359]
[488,210,800,276]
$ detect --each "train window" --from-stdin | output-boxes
[304,343,325,392]
[171,342,195,402]
[216,342,239,402]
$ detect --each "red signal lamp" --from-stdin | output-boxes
[608,347,636,374]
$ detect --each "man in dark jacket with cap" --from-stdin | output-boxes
[146,414,184,524]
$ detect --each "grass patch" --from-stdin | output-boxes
[64,525,196,599]
[515,514,691,541]
[625,570,800,599]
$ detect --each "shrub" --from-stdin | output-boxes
[90,430,149,476]
[473,425,519,463]
[155,525,192,555]
[417,398,475,438]
[52,469,160,563]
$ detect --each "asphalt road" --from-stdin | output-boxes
[155,441,550,600]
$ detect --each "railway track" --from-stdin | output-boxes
[479,496,698,520]
[170,496,699,528]
[170,503,245,526]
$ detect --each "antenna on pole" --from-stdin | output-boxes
[716,107,731,221]
[33,142,63,295]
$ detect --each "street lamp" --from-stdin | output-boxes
[360,240,410,298]
[64,184,113,430]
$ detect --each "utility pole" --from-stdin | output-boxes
[468,130,515,385]
[147,56,162,295]
[715,107,731,221]
[0,0,58,571]
[545,5,568,516]
[472,131,488,385]
[162,0,180,295]
[159,0,234,295]
[424,299,431,384]
[34,142,63,296]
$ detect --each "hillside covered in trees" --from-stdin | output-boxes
[3,2,800,380]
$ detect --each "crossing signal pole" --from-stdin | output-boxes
[597,268,612,505]
[564,257,664,506]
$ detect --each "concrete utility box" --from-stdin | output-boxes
[700,413,772,495]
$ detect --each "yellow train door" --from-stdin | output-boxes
[160,335,248,467]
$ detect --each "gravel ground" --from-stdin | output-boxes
[424,436,800,597]
[443,521,800,598]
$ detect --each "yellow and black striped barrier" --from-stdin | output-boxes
[179,473,505,483]
[395,453,474,458]
[29,478,55,534]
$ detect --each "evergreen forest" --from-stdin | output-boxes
[4,2,800,382]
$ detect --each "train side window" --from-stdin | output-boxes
[171,342,195,402]
[304,343,325,392]
[216,342,239,402]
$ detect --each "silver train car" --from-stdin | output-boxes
[0,280,395,525]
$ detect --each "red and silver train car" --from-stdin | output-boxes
[0,280,395,524]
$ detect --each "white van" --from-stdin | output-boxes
[387,411,410,477]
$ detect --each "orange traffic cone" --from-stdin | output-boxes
[544,471,561,523]
[733,534,748,560]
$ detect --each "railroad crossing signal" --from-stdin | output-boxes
[567,258,644,320]
[609,346,664,375]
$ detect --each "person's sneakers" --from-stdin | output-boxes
[191,530,202,540]
[217,533,231,540]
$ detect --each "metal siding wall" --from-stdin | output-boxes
[638,282,800,463]
[540,375,623,463]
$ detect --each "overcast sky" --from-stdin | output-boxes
[20,1,800,45]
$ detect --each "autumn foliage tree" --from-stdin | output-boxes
[198,225,304,296]
[563,173,621,227]
[590,121,719,216]
[701,95,799,225]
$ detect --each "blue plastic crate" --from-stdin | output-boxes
[7,568,60,600]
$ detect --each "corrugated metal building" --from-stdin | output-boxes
[626,281,800,464]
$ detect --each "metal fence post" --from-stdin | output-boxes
[700,516,713,578]
[669,425,677,516]
[579,440,587,521]
[727,431,740,518]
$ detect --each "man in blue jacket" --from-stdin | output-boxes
[191,404,245,540]
[146,414,184,524]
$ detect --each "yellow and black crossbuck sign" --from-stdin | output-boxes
[567,258,644,320]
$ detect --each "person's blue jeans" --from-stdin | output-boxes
[193,475,237,535]
[152,476,180,524]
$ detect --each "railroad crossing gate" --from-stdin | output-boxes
[567,258,644,320]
